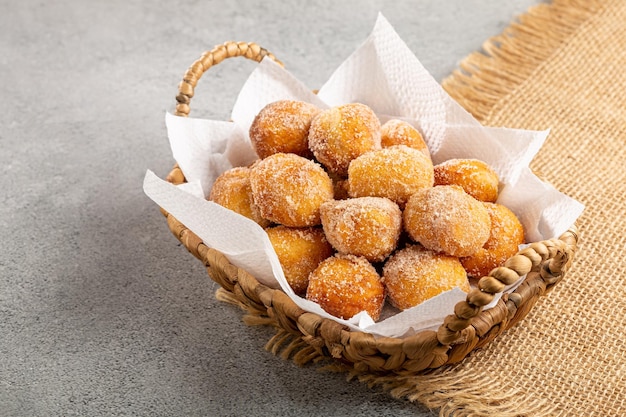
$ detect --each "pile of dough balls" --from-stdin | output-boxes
[208,100,525,322]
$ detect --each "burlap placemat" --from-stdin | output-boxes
[364,0,624,415]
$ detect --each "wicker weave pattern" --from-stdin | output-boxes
[161,41,579,374]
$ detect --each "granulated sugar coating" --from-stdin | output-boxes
[209,166,271,228]
[348,145,434,208]
[306,254,385,321]
[249,100,320,159]
[382,244,469,310]
[308,103,381,176]
[234,103,520,324]
[249,153,333,227]
[320,196,402,262]
[380,119,430,158]
[433,158,499,203]
[460,202,525,278]
[265,225,334,296]
[403,185,491,257]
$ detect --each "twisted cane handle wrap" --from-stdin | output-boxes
[437,226,579,346]
[174,41,282,117]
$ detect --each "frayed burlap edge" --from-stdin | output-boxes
[212,2,603,416]
[442,0,607,124]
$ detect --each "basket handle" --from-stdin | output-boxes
[436,226,579,347]
[174,41,282,117]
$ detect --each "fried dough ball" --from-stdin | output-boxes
[266,226,334,296]
[348,145,434,207]
[460,202,525,278]
[320,197,402,262]
[383,245,470,310]
[249,153,333,227]
[403,185,491,257]
[380,119,430,158]
[306,254,385,321]
[249,100,320,159]
[308,103,381,176]
[209,166,271,228]
[433,158,499,203]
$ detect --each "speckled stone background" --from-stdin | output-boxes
[1,1,540,415]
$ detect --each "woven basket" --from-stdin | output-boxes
[161,41,579,374]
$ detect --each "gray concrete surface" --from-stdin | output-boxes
[1,1,540,416]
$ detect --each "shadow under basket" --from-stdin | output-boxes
[159,41,580,374]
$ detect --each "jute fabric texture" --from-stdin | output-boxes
[401,0,625,415]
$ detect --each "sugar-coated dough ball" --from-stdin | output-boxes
[434,158,499,203]
[308,103,381,176]
[306,254,385,321]
[249,100,320,159]
[266,226,334,296]
[348,145,434,207]
[380,119,430,158]
[209,166,270,228]
[320,197,402,262]
[403,185,491,257]
[461,202,525,278]
[383,245,470,310]
[250,153,333,227]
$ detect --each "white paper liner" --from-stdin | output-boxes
[144,14,584,338]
